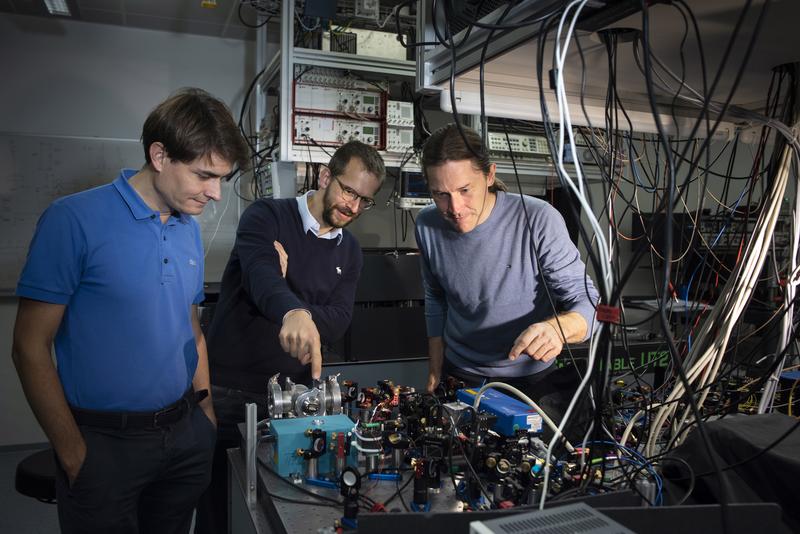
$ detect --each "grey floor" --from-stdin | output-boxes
[1,447,59,533]
[1,446,200,533]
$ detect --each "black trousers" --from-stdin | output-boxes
[193,385,269,534]
[54,405,216,534]
[442,359,593,445]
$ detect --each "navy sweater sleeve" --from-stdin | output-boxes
[302,239,362,343]
[208,198,363,391]
[236,201,305,323]
[236,199,361,344]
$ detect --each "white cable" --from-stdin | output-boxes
[375,6,398,29]
[471,381,574,453]
[295,12,320,32]
[645,148,792,455]
[352,429,383,442]
[530,0,604,510]
[620,410,645,448]
[350,441,382,454]
[368,404,380,422]
[760,153,800,412]
[552,0,613,302]
[350,425,383,455]
[541,324,604,509]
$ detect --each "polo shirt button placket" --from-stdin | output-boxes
[160,224,170,283]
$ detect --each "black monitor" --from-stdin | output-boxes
[400,171,429,199]
[398,171,432,209]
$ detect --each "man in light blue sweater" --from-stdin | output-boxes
[415,124,599,436]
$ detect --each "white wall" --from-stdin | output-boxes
[0,15,254,139]
[0,13,255,447]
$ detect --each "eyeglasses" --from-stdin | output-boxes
[332,176,376,210]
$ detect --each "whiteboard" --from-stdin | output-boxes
[0,132,241,292]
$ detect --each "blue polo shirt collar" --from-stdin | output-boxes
[113,169,190,224]
[296,191,343,245]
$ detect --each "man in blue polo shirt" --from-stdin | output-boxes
[12,88,249,533]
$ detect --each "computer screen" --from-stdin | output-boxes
[400,171,430,199]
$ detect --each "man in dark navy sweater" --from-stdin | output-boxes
[195,141,385,533]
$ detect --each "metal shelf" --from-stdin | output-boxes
[417,0,564,92]
[292,47,415,78]
[263,48,414,90]
[492,158,605,187]
[256,2,418,197]
[417,0,790,135]
[262,49,281,88]
[286,144,420,171]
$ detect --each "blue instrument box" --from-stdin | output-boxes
[267,414,358,477]
[456,388,543,436]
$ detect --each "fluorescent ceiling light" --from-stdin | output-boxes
[44,0,71,16]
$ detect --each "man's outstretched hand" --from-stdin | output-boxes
[280,309,322,379]
[508,321,564,363]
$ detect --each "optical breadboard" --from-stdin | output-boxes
[294,115,384,149]
[470,502,636,534]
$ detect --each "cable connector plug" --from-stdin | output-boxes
[596,304,620,324]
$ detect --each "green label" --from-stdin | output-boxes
[556,349,669,371]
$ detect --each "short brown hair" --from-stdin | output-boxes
[421,124,507,192]
[142,88,249,172]
[328,141,386,185]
